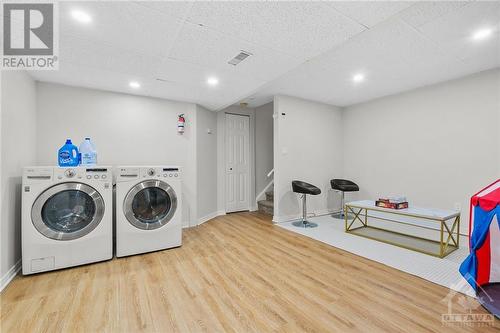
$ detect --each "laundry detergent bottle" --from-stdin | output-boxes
[79,137,97,166]
[58,139,79,167]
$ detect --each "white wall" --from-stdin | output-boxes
[196,105,218,223]
[255,102,274,197]
[217,105,256,213]
[273,95,343,222]
[343,69,500,233]
[36,82,199,227]
[1,71,37,288]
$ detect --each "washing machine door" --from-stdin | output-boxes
[123,180,178,230]
[31,182,105,241]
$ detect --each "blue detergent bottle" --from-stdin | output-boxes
[58,139,79,167]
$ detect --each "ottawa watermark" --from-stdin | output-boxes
[441,277,495,328]
[1,1,59,70]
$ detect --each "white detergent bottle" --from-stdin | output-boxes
[79,137,97,166]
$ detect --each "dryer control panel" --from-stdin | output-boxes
[116,167,140,181]
[142,167,181,179]
[158,167,181,179]
[116,166,181,182]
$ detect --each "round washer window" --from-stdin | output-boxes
[131,187,171,224]
[123,180,178,230]
[41,189,96,232]
[31,182,105,241]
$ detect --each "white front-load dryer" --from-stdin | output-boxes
[115,166,182,257]
[22,166,113,274]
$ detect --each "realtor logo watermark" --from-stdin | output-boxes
[1,2,59,70]
[441,277,495,328]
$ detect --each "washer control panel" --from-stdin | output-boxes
[54,167,111,181]
[23,167,53,183]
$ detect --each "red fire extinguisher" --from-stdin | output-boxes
[177,114,185,134]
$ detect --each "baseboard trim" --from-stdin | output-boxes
[0,259,21,293]
[198,211,219,225]
[195,211,227,226]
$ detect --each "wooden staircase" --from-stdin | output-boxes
[257,188,274,215]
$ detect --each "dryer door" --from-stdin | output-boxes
[123,180,178,230]
[32,182,105,240]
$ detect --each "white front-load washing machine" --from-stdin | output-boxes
[115,166,182,257]
[22,166,113,274]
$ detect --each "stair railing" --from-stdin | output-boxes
[267,168,274,178]
[255,168,274,206]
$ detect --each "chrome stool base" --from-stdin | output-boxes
[292,220,318,228]
[331,211,354,220]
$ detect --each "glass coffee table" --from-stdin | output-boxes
[344,200,460,258]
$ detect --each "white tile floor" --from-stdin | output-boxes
[278,215,475,297]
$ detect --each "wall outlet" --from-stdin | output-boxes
[454,203,461,211]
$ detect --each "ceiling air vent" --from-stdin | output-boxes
[228,51,252,66]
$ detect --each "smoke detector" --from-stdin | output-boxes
[228,51,252,66]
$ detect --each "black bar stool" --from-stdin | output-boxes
[292,180,321,228]
[330,179,359,219]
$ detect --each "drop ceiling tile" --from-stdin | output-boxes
[168,23,303,82]
[416,1,500,59]
[312,17,444,72]
[249,61,351,106]
[459,45,500,74]
[133,1,193,19]
[399,1,471,28]
[29,62,211,108]
[60,1,183,56]
[59,35,163,77]
[329,1,415,27]
[29,63,151,96]
[157,56,265,94]
[186,1,365,59]
[141,79,205,105]
[156,58,223,86]
[389,56,469,92]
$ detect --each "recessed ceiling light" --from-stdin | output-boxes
[352,73,365,83]
[472,28,493,41]
[207,77,219,86]
[71,10,92,24]
[129,81,141,89]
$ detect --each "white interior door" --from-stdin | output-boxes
[225,113,250,213]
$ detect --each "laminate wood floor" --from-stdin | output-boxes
[1,212,498,332]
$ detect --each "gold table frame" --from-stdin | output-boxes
[344,203,460,258]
